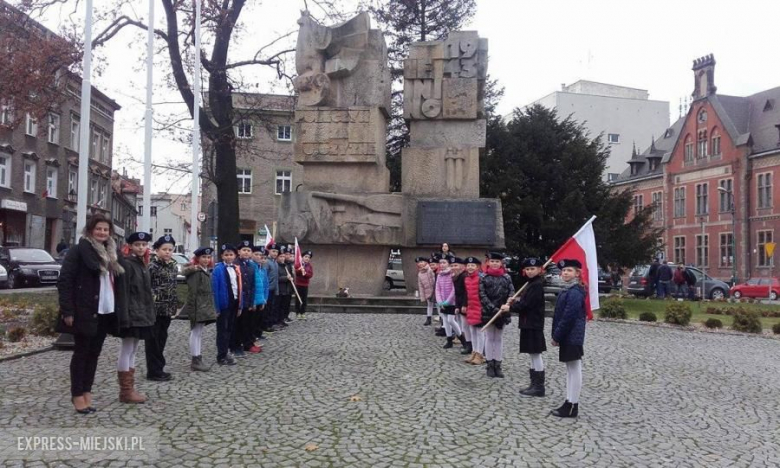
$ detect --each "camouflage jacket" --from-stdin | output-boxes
[149,257,179,317]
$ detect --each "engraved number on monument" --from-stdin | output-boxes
[417,201,496,245]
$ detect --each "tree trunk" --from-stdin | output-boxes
[213,133,240,246]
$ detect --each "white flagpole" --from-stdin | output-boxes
[75,0,94,239]
[141,0,154,233]
[188,0,202,255]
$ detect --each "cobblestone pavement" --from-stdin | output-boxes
[1,314,780,467]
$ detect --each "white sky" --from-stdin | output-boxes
[29,0,780,192]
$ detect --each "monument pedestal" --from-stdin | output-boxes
[305,245,390,296]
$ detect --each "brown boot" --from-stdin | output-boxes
[464,352,476,364]
[118,370,147,404]
[471,352,486,365]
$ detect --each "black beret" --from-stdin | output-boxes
[126,232,151,244]
[414,256,429,263]
[487,252,505,260]
[438,255,454,264]
[153,234,176,249]
[558,259,582,269]
[522,257,542,268]
[303,250,313,257]
[238,240,253,249]
[194,247,213,257]
[452,257,466,265]
[267,243,279,251]
[251,245,265,253]
[464,256,481,265]
[220,243,238,254]
[430,253,442,262]
[279,245,288,254]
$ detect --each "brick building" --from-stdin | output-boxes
[611,55,780,283]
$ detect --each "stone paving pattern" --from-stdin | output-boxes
[1,314,780,467]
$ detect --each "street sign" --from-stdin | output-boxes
[765,242,776,257]
[197,212,207,222]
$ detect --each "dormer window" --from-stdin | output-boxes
[649,159,659,171]
[764,99,775,112]
[698,109,708,123]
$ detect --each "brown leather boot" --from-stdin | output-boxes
[471,352,486,365]
[118,370,147,404]
[464,352,476,364]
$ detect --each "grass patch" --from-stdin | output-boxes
[612,297,780,330]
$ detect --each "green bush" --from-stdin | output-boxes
[704,318,723,329]
[638,311,657,322]
[731,308,763,334]
[664,303,692,326]
[599,298,627,319]
[30,304,59,336]
[7,326,27,342]
[772,323,780,335]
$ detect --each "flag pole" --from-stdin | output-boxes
[188,0,202,255]
[141,0,154,233]
[75,0,94,239]
[286,265,303,304]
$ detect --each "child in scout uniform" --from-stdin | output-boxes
[182,247,217,371]
[452,257,472,355]
[276,246,293,327]
[502,257,547,396]
[232,240,268,356]
[430,254,447,337]
[479,252,514,378]
[145,234,178,382]
[550,259,587,418]
[294,250,314,319]
[262,244,280,334]
[463,257,486,365]
[435,255,465,349]
[283,247,297,324]
[416,257,436,326]
[212,244,242,366]
[250,245,269,344]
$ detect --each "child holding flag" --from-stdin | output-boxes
[294,243,314,319]
[479,252,514,378]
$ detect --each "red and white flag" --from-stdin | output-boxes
[550,216,599,320]
[263,224,274,250]
[294,237,303,271]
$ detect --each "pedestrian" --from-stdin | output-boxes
[429,254,446,337]
[452,257,472,355]
[57,213,125,413]
[684,265,697,300]
[463,256,486,365]
[416,256,435,326]
[145,234,178,382]
[439,242,456,258]
[276,246,293,328]
[295,250,314,319]
[182,247,217,371]
[281,247,296,324]
[251,245,270,336]
[231,240,267,357]
[56,238,68,254]
[503,257,547,397]
[648,258,660,296]
[656,261,673,299]
[211,244,242,366]
[550,259,587,418]
[673,263,688,299]
[261,244,280,334]
[479,252,514,378]
[116,231,156,404]
[436,255,465,349]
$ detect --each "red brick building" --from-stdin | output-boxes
[611,55,780,283]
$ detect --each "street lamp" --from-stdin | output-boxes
[717,186,737,285]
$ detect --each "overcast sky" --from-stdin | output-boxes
[30,0,780,193]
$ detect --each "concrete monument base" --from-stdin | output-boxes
[306,245,390,296]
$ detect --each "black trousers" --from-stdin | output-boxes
[277,294,292,323]
[231,307,256,350]
[70,330,107,397]
[216,306,237,360]
[295,286,309,315]
[261,293,278,331]
[145,316,171,377]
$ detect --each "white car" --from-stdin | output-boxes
[0,264,7,289]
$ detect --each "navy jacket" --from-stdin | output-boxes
[511,275,545,330]
[552,284,586,346]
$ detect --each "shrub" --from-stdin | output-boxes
[731,308,763,334]
[664,303,692,326]
[638,312,657,322]
[704,318,723,329]
[7,326,27,342]
[772,323,780,335]
[30,304,59,336]
[598,298,627,319]
[705,307,721,315]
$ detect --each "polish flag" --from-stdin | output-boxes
[550,216,599,320]
[294,237,303,270]
[263,224,274,250]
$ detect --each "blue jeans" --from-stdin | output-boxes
[656,281,670,298]
[216,306,237,360]
[675,283,688,299]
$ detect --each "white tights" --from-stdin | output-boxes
[566,360,583,404]
[442,314,462,338]
[470,325,485,354]
[426,301,433,317]
[530,353,545,372]
[117,337,140,372]
[459,315,471,341]
[190,324,204,356]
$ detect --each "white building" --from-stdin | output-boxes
[521,80,670,180]
[137,192,198,254]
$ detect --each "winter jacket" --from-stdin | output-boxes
[56,238,126,336]
[453,272,467,311]
[265,259,279,294]
[673,268,687,286]
[465,271,484,326]
[684,269,697,286]
[657,264,673,282]
[648,263,660,284]
[511,275,545,330]
[211,262,243,312]
[278,260,294,296]
[149,257,178,317]
[254,262,269,306]
[417,267,435,301]
[295,262,314,288]
[552,284,586,346]
[435,268,456,306]
[239,258,268,307]
[182,265,217,326]
[479,267,514,329]
[119,254,156,329]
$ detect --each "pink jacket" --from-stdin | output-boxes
[435,268,455,306]
[417,267,435,301]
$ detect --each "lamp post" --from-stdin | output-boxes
[718,186,737,285]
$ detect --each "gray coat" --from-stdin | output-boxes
[118,255,156,329]
[182,265,217,326]
[265,259,279,294]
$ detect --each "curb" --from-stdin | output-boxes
[595,317,780,341]
[0,345,55,363]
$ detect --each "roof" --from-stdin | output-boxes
[707,87,780,154]
[612,117,685,184]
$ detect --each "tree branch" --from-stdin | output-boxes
[224,48,295,70]
[91,15,169,48]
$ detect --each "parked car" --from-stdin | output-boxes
[627,264,729,300]
[0,247,62,289]
[730,278,780,300]
[56,248,69,264]
[597,268,612,293]
[385,260,405,290]
[0,264,7,289]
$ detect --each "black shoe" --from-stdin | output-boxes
[435,328,446,337]
[147,373,173,382]
[87,407,97,413]
[218,356,237,366]
[443,337,454,349]
[551,401,578,418]
[285,318,293,323]
[519,369,535,394]
[520,370,545,397]
[278,322,289,328]
[460,341,472,355]
[486,360,496,378]
[423,317,432,326]
[494,361,505,378]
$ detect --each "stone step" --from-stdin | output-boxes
[308,295,422,307]
[310,303,429,315]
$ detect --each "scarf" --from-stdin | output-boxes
[561,278,580,289]
[485,266,506,277]
[85,235,125,275]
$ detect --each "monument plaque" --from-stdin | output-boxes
[416,200,497,245]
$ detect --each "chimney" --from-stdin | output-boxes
[691,54,716,100]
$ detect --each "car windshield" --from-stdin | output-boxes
[173,254,189,264]
[631,265,649,277]
[9,249,55,263]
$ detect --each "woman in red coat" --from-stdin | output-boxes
[463,257,486,365]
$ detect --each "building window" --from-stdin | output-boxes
[150,206,157,217]
[277,125,292,141]
[25,114,38,136]
[235,121,253,139]
[98,180,107,207]
[47,113,60,144]
[758,172,772,209]
[89,178,98,204]
[648,158,659,172]
[164,228,173,235]
[696,234,709,267]
[70,117,80,151]
[101,134,110,163]
[237,168,252,194]
[275,170,292,195]
[697,130,707,159]
[684,135,694,163]
[711,133,721,156]
[758,230,774,267]
[720,233,733,268]
[652,191,663,221]
[698,109,708,123]
[91,129,100,160]
[719,179,733,212]
[0,155,10,188]
[0,102,12,126]
[23,160,36,193]
[68,169,77,200]
[674,236,686,265]
[45,167,57,198]
[632,194,644,217]
[695,183,708,216]
[674,187,686,218]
